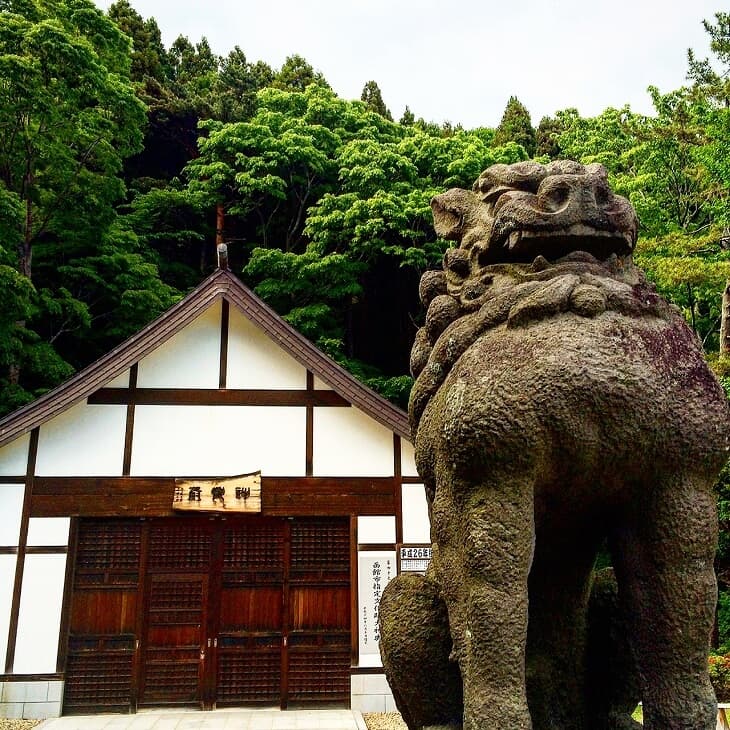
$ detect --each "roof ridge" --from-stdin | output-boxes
[0,269,410,448]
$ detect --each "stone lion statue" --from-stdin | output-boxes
[379,160,730,730]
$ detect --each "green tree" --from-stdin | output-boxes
[687,12,730,107]
[535,114,565,159]
[0,0,173,413]
[493,96,537,156]
[273,54,329,92]
[186,86,340,252]
[107,0,169,83]
[215,47,273,122]
[0,0,146,278]
[167,35,219,114]
[360,80,393,121]
[400,106,415,126]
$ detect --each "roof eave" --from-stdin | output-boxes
[0,269,411,449]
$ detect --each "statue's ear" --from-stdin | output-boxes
[431,188,480,241]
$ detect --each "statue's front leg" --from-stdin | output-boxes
[434,473,535,730]
[379,573,462,730]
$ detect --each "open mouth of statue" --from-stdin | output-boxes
[486,224,636,264]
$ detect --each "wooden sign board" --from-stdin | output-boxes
[173,472,261,513]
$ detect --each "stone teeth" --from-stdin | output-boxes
[507,231,521,249]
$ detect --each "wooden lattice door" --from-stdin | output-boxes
[285,518,351,706]
[214,518,285,705]
[138,519,214,708]
[64,520,142,714]
[64,515,351,713]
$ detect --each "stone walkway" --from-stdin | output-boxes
[36,708,365,730]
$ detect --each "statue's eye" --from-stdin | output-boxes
[483,185,513,204]
[542,183,570,211]
[595,186,610,206]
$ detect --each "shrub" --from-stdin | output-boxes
[709,653,730,700]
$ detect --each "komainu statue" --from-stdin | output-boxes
[379,160,730,730]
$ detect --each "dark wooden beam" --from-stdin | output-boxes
[57,518,78,673]
[88,388,351,407]
[31,476,397,518]
[305,372,314,477]
[357,543,396,552]
[219,300,229,389]
[122,364,138,476]
[349,515,358,666]
[394,434,403,545]
[262,477,397,516]
[6,428,38,673]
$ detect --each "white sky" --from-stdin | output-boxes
[94,0,720,129]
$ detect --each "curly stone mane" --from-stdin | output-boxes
[408,160,674,434]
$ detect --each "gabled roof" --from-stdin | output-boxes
[0,268,411,448]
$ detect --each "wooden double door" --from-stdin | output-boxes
[64,515,351,713]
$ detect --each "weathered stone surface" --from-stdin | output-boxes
[379,161,730,730]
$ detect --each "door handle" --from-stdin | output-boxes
[207,638,212,648]
[213,638,217,648]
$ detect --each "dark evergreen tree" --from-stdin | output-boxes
[687,12,730,107]
[107,0,170,83]
[400,105,415,126]
[536,115,564,158]
[361,80,393,121]
[215,47,274,122]
[493,96,537,156]
[273,54,329,92]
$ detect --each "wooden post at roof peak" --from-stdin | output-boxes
[217,243,229,270]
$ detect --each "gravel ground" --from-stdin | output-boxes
[362,713,407,730]
[0,722,41,730]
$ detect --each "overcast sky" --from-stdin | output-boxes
[94,0,720,129]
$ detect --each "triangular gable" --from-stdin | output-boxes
[0,269,410,449]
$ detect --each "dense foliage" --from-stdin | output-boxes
[1,5,730,629]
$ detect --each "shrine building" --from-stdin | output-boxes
[0,266,430,719]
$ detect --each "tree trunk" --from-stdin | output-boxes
[11,193,33,387]
[18,195,33,279]
[216,203,225,247]
[720,280,730,357]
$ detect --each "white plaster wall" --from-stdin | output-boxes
[358,516,395,544]
[136,302,221,388]
[131,405,306,476]
[313,376,332,390]
[14,554,66,674]
[0,486,24,546]
[0,555,17,666]
[105,369,131,388]
[313,408,394,477]
[402,484,430,544]
[0,436,29,477]
[26,518,70,547]
[226,306,307,389]
[35,402,126,477]
[400,439,419,477]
